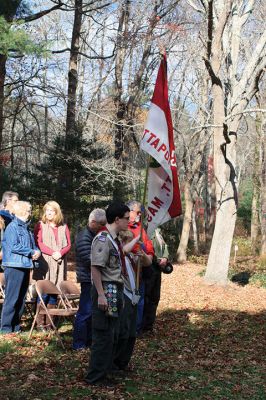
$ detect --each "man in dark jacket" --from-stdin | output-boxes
[72,208,106,350]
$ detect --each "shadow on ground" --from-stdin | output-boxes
[0,308,265,400]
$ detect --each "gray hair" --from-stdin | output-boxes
[2,191,19,207]
[13,201,31,218]
[126,200,141,211]
[88,208,106,224]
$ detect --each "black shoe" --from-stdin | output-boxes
[84,377,117,387]
[140,328,154,337]
[110,363,134,376]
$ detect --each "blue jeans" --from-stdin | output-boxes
[37,294,57,305]
[72,282,92,349]
[1,267,30,333]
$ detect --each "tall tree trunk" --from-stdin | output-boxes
[177,181,193,262]
[65,0,82,146]
[62,0,82,194]
[203,150,216,243]
[113,0,130,199]
[0,54,7,152]
[0,0,21,151]
[44,43,49,146]
[202,0,266,285]
[251,187,260,252]
[204,83,238,284]
[251,117,261,253]
[192,207,199,255]
[260,113,266,254]
[10,95,22,180]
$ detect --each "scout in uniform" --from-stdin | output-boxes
[85,201,130,386]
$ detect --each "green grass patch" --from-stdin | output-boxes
[250,272,266,288]
[0,340,15,355]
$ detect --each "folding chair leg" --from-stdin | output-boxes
[29,309,39,338]
[46,312,65,349]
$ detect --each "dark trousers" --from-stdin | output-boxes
[114,294,137,370]
[86,284,123,383]
[142,264,161,332]
[73,282,92,349]
[1,267,30,333]
[136,280,145,333]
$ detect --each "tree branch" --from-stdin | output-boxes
[20,1,64,23]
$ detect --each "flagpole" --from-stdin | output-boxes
[136,53,164,290]
[136,154,150,290]
[141,155,150,225]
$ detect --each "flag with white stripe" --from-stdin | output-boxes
[140,55,182,237]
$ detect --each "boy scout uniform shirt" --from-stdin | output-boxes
[91,229,124,285]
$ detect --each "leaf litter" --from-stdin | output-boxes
[0,262,265,399]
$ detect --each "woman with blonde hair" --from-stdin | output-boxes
[33,201,71,329]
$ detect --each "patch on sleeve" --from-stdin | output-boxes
[98,235,106,242]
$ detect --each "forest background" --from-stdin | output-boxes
[0,0,265,287]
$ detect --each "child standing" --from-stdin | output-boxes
[113,230,151,371]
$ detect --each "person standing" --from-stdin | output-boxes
[0,201,40,333]
[72,208,106,350]
[0,191,19,271]
[85,201,130,386]
[141,227,169,334]
[33,201,71,330]
[0,191,19,227]
[127,200,154,332]
[113,229,151,371]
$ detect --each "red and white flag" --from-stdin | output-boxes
[140,54,182,237]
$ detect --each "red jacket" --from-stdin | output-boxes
[128,221,154,257]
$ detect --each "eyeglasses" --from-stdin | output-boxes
[131,210,141,215]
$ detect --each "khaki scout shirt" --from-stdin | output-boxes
[91,226,124,285]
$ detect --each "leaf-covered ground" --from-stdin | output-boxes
[0,263,265,400]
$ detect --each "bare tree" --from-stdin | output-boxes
[199,0,266,284]
[259,102,266,254]
[0,0,64,152]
